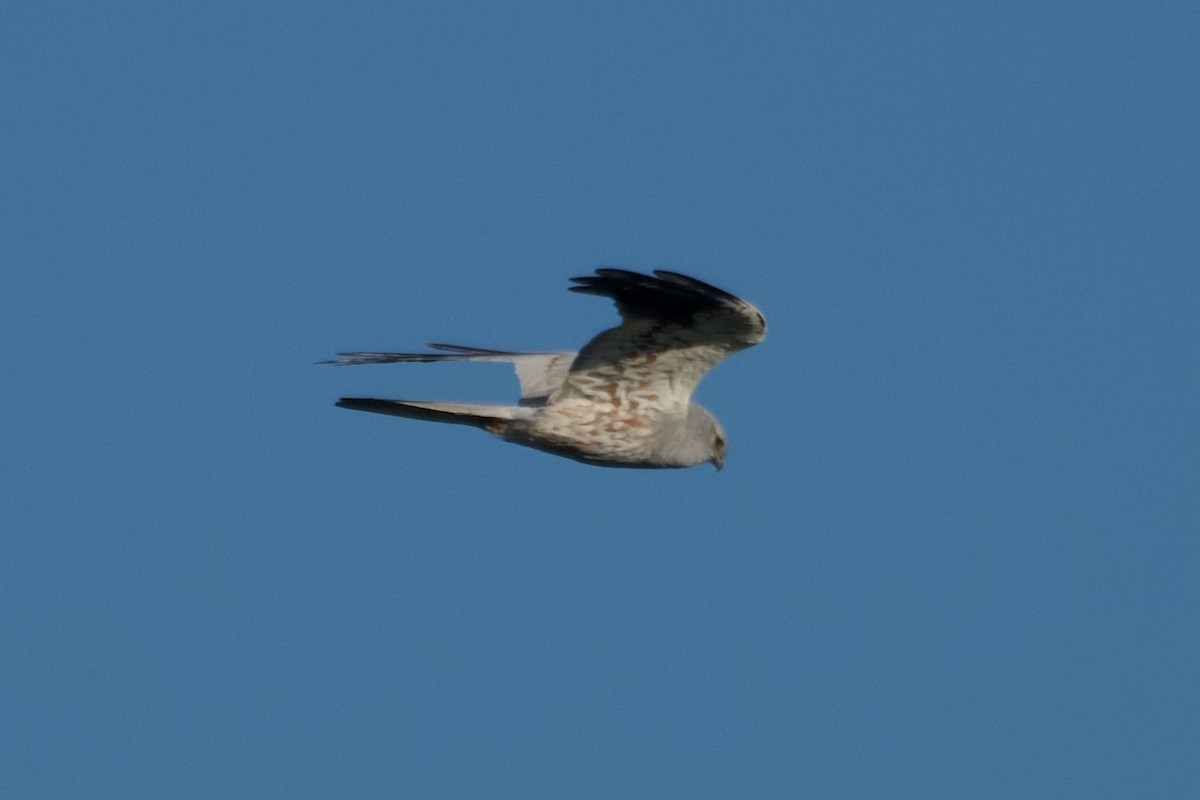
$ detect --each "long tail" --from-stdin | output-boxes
[335,398,522,433]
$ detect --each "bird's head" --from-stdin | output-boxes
[684,405,727,471]
[711,430,727,471]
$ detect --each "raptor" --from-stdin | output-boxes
[325,269,766,469]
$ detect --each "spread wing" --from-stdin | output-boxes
[321,344,575,407]
[553,269,766,411]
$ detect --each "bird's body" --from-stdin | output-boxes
[327,269,765,469]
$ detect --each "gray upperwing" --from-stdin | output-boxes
[321,344,576,406]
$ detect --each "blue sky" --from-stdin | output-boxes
[2,1,1195,797]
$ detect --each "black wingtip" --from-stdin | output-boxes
[336,397,387,412]
[566,267,735,320]
[652,270,743,303]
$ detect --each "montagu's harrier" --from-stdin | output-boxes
[325,269,766,469]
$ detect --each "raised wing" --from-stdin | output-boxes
[553,269,766,410]
[322,344,575,406]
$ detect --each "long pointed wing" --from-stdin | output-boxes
[335,398,525,432]
[321,344,575,406]
[554,269,766,411]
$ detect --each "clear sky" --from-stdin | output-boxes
[2,2,1196,797]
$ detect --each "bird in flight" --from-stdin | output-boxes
[325,269,766,469]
